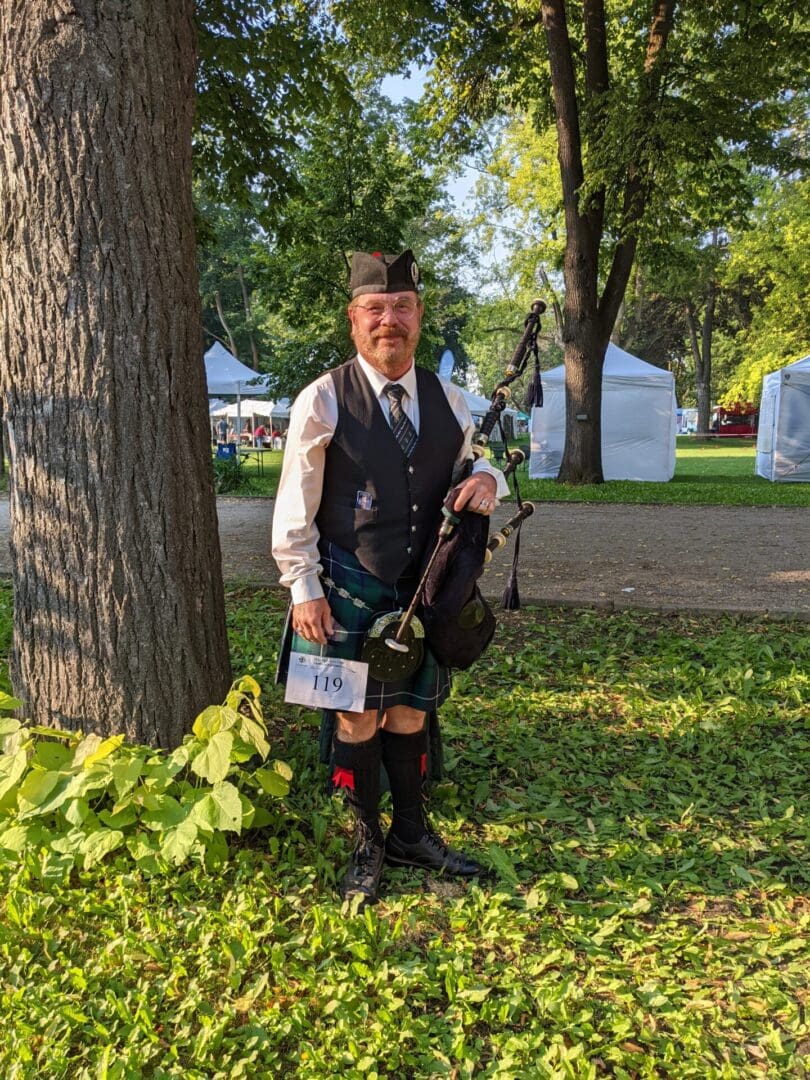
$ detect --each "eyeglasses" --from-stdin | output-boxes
[352,298,420,319]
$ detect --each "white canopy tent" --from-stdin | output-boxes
[530,343,677,481]
[204,342,268,434]
[756,355,810,482]
[458,387,520,437]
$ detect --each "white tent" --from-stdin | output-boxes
[530,343,677,481]
[211,399,276,420]
[204,342,268,434]
[756,355,810,482]
[458,387,519,437]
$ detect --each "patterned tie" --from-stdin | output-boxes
[383,383,418,459]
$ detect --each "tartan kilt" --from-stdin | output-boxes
[276,540,451,712]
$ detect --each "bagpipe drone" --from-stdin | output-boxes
[361,299,546,681]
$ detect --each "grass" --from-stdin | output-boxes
[518,438,810,507]
[218,439,810,508]
[1,583,808,1077]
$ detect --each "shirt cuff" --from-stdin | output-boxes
[290,574,325,605]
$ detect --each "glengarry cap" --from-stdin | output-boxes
[350,249,420,298]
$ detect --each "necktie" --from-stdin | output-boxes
[383,383,418,459]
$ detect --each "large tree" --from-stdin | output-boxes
[0,2,344,745]
[0,2,231,744]
[336,0,809,481]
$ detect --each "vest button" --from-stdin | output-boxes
[408,466,415,474]
[411,504,418,512]
[411,525,417,532]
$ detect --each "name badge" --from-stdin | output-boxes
[356,490,375,510]
[285,651,368,713]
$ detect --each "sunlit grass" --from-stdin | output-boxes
[1,585,808,1076]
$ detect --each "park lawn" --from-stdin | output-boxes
[517,438,810,507]
[222,438,810,507]
[1,583,808,1078]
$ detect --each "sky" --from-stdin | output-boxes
[379,69,479,210]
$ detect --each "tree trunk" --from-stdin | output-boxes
[543,0,606,482]
[685,294,715,435]
[215,289,240,360]
[237,265,260,371]
[0,1,231,746]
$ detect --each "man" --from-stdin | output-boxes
[272,250,508,907]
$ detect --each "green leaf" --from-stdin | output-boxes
[0,692,24,713]
[63,798,90,827]
[17,769,62,811]
[484,843,519,884]
[0,822,49,852]
[192,705,225,740]
[0,716,22,735]
[254,767,289,799]
[190,731,234,784]
[233,675,261,699]
[160,817,199,866]
[192,782,243,833]
[81,829,125,870]
[0,749,28,801]
[140,794,186,831]
[237,714,270,760]
[83,735,125,768]
[32,741,72,770]
[72,734,105,766]
[98,805,138,829]
[111,757,144,799]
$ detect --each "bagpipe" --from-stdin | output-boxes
[361,300,546,682]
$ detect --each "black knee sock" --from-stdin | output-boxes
[381,728,428,843]
[332,732,383,840]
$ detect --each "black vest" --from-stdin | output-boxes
[316,359,464,584]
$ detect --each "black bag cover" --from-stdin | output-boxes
[419,504,496,669]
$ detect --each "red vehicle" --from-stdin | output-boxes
[711,402,759,436]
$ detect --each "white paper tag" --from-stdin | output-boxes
[284,651,368,713]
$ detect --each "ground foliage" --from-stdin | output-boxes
[0,582,807,1077]
[0,680,292,880]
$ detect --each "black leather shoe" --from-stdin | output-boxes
[341,827,385,907]
[385,829,482,877]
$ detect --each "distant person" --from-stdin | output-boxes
[254,423,268,447]
[216,417,228,445]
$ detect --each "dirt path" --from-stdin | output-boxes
[1,498,807,618]
[213,499,810,619]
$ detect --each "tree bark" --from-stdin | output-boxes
[685,290,715,435]
[237,264,260,370]
[214,289,240,360]
[0,1,231,745]
[541,0,676,483]
[543,0,606,482]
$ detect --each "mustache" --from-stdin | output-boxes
[372,328,408,340]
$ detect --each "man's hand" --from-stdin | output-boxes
[292,597,335,645]
[452,473,498,515]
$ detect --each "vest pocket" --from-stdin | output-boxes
[353,507,378,527]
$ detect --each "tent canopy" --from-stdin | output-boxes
[756,355,810,482]
[530,343,677,482]
[211,398,291,423]
[204,342,268,396]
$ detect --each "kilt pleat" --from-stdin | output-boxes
[276,541,451,712]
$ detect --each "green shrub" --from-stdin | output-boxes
[212,453,243,493]
[0,677,291,877]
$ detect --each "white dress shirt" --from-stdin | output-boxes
[271,355,509,604]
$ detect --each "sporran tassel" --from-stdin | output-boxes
[500,522,522,610]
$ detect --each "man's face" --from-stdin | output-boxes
[348,291,423,379]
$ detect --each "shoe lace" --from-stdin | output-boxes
[354,823,382,874]
[422,829,451,858]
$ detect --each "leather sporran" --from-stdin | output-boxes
[419,507,495,669]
